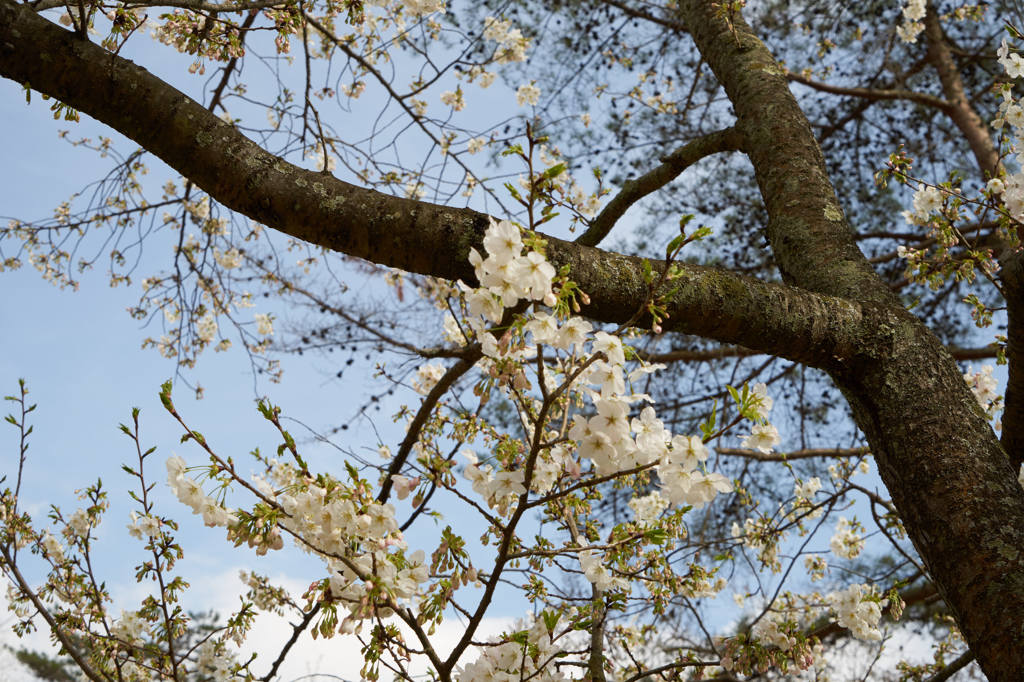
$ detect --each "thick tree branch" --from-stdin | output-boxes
[999,248,1024,472]
[577,127,744,247]
[924,6,1000,177]
[640,343,997,364]
[0,0,872,370]
[678,2,893,306]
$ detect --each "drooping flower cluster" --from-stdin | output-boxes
[827,583,886,641]
[829,516,864,560]
[896,0,926,43]
[449,218,744,602]
[166,456,238,529]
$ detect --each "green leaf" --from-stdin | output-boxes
[159,380,174,411]
[640,258,654,284]
[542,163,566,180]
[644,528,668,545]
[542,610,559,633]
[665,234,686,256]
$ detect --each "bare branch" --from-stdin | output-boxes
[924,650,976,682]
[786,70,953,112]
[716,446,870,462]
[577,127,744,247]
[598,0,687,33]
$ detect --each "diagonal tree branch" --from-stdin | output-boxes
[0,0,872,370]
[577,126,744,247]
[923,6,1000,177]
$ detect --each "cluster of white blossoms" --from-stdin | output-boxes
[126,511,161,541]
[737,383,781,453]
[580,548,630,592]
[482,16,531,64]
[412,361,446,395]
[964,364,1002,420]
[896,0,926,43]
[213,247,242,270]
[440,87,466,111]
[457,614,568,682]
[904,183,944,224]
[446,219,744,597]
[732,516,781,571]
[166,456,238,529]
[741,423,781,453]
[40,530,64,559]
[251,459,428,630]
[750,611,798,651]
[398,0,445,19]
[111,609,149,648]
[791,476,823,520]
[462,449,528,515]
[468,218,556,313]
[196,311,218,344]
[254,313,274,336]
[516,82,541,107]
[193,640,237,681]
[628,489,669,525]
[826,583,886,641]
[829,517,864,560]
[984,41,1024,220]
[67,508,95,538]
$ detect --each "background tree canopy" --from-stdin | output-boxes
[1,0,1023,679]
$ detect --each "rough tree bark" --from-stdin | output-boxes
[2,0,1023,677]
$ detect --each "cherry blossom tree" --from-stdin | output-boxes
[2,0,1024,679]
